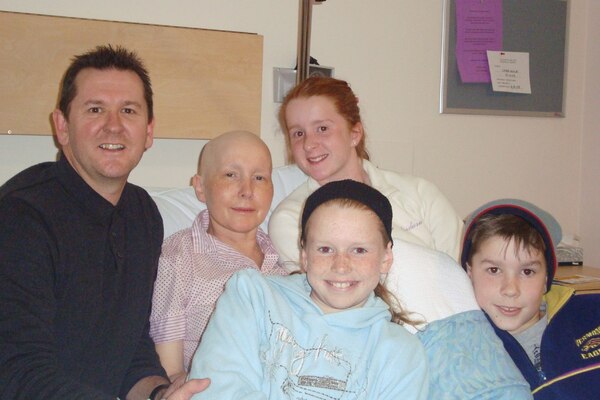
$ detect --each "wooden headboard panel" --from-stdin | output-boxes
[0,11,263,139]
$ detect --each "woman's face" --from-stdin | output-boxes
[284,96,363,185]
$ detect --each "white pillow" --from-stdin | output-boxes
[385,240,480,333]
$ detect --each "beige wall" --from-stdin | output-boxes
[580,0,600,266]
[1,0,598,265]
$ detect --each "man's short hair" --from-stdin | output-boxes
[58,44,153,120]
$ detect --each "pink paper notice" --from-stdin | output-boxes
[455,0,503,83]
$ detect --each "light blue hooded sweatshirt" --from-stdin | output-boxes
[189,269,428,399]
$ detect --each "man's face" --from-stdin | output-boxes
[53,68,154,202]
[467,235,547,335]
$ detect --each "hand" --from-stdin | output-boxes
[163,375,210,400]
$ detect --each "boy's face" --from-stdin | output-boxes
[467,235,547,335]
[194,134,273,241]
[300,203,393,314]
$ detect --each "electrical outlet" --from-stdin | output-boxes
[273,65,334,103]
[273,67,297,103]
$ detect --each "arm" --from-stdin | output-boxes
[126,375,210,400]
[149,238,191,378]
[127,376,170,400]
[378,341,429,400]
[120,317,170,399]
[155,340,186,381]
[417,310,532,400]
[120,205,171,399]
[188,270,268,399]
[0,198,110,399]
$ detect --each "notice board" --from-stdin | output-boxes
[440,0,568,117]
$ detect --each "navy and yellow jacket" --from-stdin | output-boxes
[489,285,600,399]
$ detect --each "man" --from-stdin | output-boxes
[0,45,208,399]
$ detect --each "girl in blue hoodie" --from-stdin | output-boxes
[189,179,428,399]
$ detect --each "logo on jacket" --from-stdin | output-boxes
[263,313,367,399]
[576,325,600,360]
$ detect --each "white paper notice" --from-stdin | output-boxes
[487,51,532,94]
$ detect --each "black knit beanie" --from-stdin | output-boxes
[301,179,393,244]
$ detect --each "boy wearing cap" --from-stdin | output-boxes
[461,199,600,399]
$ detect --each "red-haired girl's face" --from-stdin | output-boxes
[284,96,363,186]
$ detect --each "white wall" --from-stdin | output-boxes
[1,0,598,265]
[580,0,600,266]
[0,0,298,187]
